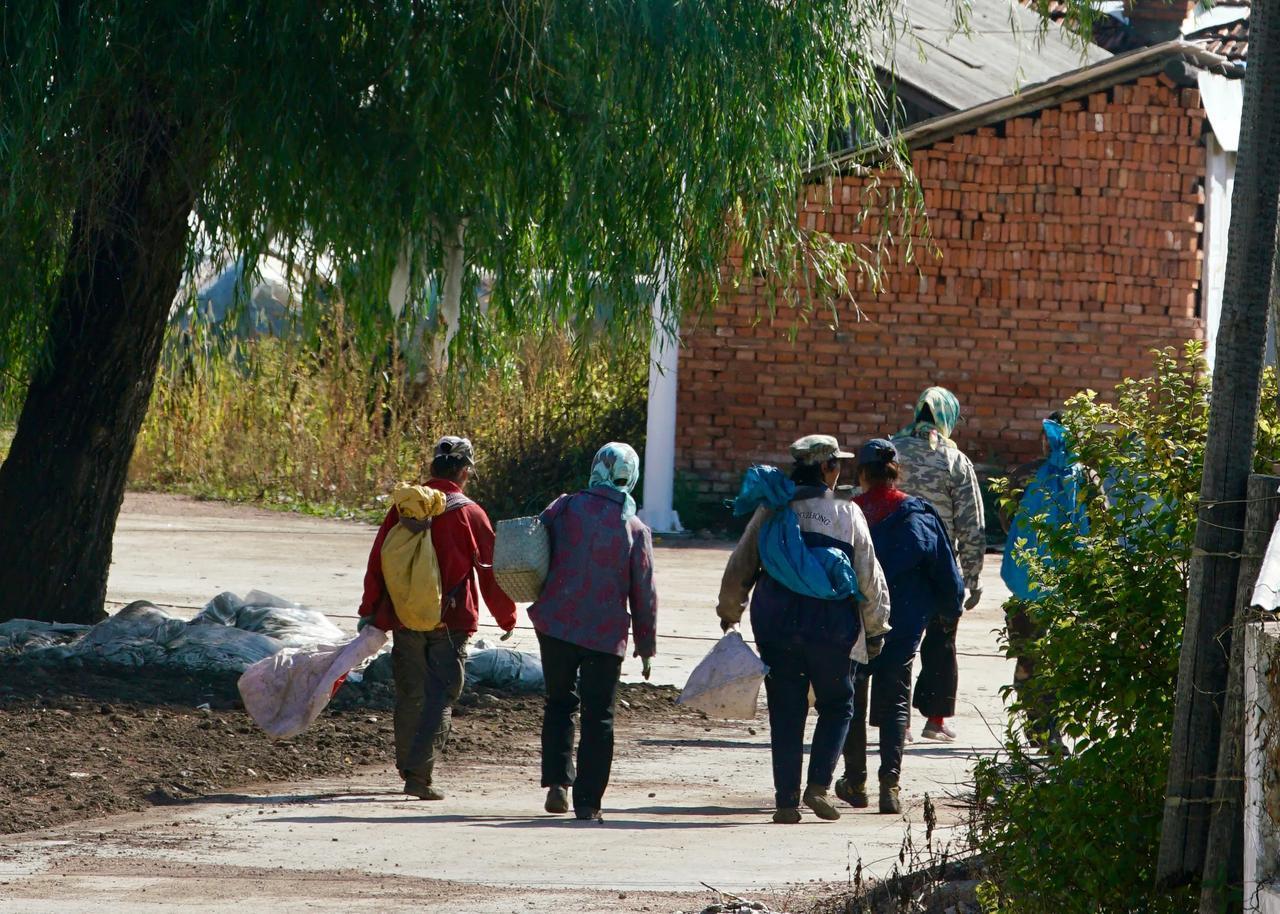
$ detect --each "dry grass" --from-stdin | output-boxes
[130,329,647,521]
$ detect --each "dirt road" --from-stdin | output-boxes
[0,493,1014,912]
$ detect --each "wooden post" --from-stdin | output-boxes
[1157,0,1280,885]
[1198,475,1280,913]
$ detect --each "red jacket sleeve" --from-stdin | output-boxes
[466,504,518,631]
[359,509,401,630]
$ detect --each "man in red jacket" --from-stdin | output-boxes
[358,436,517,800]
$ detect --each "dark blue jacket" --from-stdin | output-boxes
[865,496,964,669]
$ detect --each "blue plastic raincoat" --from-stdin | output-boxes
[1000,420,1089,600]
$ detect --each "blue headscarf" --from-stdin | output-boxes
[896,386,961,450]
[732,465,860,601]
[589,442,640,520]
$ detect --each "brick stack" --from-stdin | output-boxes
[677,76,1206,501]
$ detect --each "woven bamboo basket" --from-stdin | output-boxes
[492,516,550,602]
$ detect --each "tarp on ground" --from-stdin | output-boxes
[0,592,545,692]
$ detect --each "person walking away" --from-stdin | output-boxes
[892,386,985,742]
[1000,414,1088,746]
[835,439,964,814]
[528,442,657,821]
[358,436,517,800]
[718,435,891,824]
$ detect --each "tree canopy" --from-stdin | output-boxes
[2,0,915,367]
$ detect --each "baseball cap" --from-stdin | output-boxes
[789,434,854,465]
[433,436,475,466]
[857,438,897,466]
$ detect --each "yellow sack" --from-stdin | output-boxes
[380,484,449,631]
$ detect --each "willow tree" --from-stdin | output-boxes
[0,0,917,623]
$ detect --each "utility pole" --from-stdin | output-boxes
[1197,475,1280,912]
[1157,0,1280,887]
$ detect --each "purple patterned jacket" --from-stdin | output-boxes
[527,487,658,658]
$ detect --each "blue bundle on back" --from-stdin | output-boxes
[732,465,860,601]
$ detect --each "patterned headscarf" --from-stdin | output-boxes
[589,442,640,520]
[897,386,961,450]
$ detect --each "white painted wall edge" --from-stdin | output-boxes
[639,260,684,535]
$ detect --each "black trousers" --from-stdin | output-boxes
[392,627,469,784]
[843,656,913,784]
[757,639,855,809]
[538,632,623,812]
[913,619,958,719]
[1005,599,1056,738]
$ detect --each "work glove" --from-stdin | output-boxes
[641,657,653,681]
[500,627,515,642]
[964,589,983,611]
[865,635,885,661]
[356,615,376,633]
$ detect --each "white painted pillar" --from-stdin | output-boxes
[1202,135,1235,372]
[640,262,684,534]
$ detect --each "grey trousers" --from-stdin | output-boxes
[392,627,469,784]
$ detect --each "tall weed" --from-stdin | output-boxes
[131,326,647,520]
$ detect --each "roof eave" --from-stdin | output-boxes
[815,41,1240,178]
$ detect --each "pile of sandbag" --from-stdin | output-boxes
[464,637,544,692]
[0,591,551,739]
[0,591,344,674]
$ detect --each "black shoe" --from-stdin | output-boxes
[545,786,570,814]
[835,777,869,808]
[574,808,602,822]
[404,781,445,801]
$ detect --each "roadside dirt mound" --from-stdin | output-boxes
[0,655,696,836]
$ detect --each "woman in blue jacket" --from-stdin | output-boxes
[836,438,964,814]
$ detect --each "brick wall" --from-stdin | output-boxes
[677,75,1207,501]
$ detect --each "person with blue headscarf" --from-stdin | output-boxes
[528,442,657,821]
[718,434,891,824]
[1000,414,1089,744]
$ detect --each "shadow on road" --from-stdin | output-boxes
[637,738,768,750]
[264,813,744,830]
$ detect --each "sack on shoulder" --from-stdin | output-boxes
[380,484,449,631]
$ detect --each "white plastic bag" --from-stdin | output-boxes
[237,625,388,739]
[677,631,767,720]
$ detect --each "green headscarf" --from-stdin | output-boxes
[589,442,640,520]
[896,386,960,449]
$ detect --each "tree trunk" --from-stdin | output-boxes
[0,106,206,625]
[1198,475,1280,913]
[432,220,467,372]
[1158,0,1280,885]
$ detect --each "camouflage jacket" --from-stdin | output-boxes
[890,429,986,594]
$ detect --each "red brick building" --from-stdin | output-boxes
[672,44,1241,506]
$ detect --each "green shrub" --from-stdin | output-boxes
[672,469,729,532]
[973,344,1280,914]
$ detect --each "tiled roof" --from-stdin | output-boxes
[1020,0,1250,60]
[1186,17,1249,61]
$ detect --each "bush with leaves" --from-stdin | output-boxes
[972,343,1280,914]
